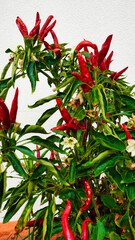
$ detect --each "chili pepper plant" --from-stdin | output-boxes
[0,12,135,240]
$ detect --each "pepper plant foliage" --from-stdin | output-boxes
[0,12,135,240]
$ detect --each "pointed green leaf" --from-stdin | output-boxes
[6,152,27,179]
[36,106,58,126]
[0,171,6,209]
[15,196,38,233]
[18,124,48,139]
[96,132,126,151]
[27,61,37,93]
[62,79,82,107]
[109,232,121,240]
[30,136,65,154]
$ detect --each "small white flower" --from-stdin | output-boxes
[126,139,135,157]
[0,163,5,173]
[61,137,78,149]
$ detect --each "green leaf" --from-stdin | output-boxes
[18,124,48,139]
[69,157,76,184]
[11,54,20,85]
[6,152,27,179]
[73,105,85,121]
[28,94,57,108]
[94,155,125,176]
[0,171,6,209]
[30,165,46,180]
[101,195,119,210]
[109,232,121,240]
[43,195,55,240]
[92,220,106,240]
[96,132,126,151]
[15,196,38,233]
[121,170,135,183]
[34,158,58,178]
[36,106,58,126]
[120,95,135,111]
[22,48,31,71]
[97,86,107,121]
[3,197,26,223]
[30,136,65,154]
[107,167,124,191]
[62,79,82,107]
[9,146,35,158]
[27,61,37,93]
[126,183,135,201]
[55,76,75,91]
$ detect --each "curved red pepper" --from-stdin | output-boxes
[62,200,75,240]
[80,178,92,211]
[44,41,53,51]
[10,88,19,123]
[82,219,93,240]
[75,40,98,57]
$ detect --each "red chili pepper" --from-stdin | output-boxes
[104,50,113,70]
[113,67,128,80]
[10,88,19,123]
[50,29,61,57]
[82,219,93,240]
[75,40,98,57]
[39,15,54,37]
[49,151,55,159]
[26,218,44,227]
[83,44,91,63]
[0,99,10,129]
[98,35,113,66]
[62,200,75,240]
[80,178,92,211]
[28,19,41,39]
[36,145,40,166]
[16,16,28,38]
[122,123,132,140]
[56,98,72,123]
[72,51,94,93]
[40,20,56,42]
[44,41,53,51]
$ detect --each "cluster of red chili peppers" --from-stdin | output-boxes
[0,88,18,130]
[16,12,61,56]
[61,178,92,240]
[72,36,128,93]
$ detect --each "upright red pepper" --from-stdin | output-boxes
[10,88,19,123]
[113,67,128,80]
[62,200,75,240]
[72,51,94,93]
[105,50,113,70]
[39,20,56,41]
[39,15,54,37]
[98,35,113,66]
[0,99,10,129]
[50,29,61,57]
[56,98,72,123]
[16,16,28,38]
[122,123,132,140]
[80,178,92,211]
[82,219,93,240]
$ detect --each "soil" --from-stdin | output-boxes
[0,222,62,240]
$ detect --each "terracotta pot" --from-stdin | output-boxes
[0,221,62,240]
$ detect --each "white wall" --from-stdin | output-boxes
[0,0,135,222]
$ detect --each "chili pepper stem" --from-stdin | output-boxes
[73,209,82,233]
[89,182,100,220]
